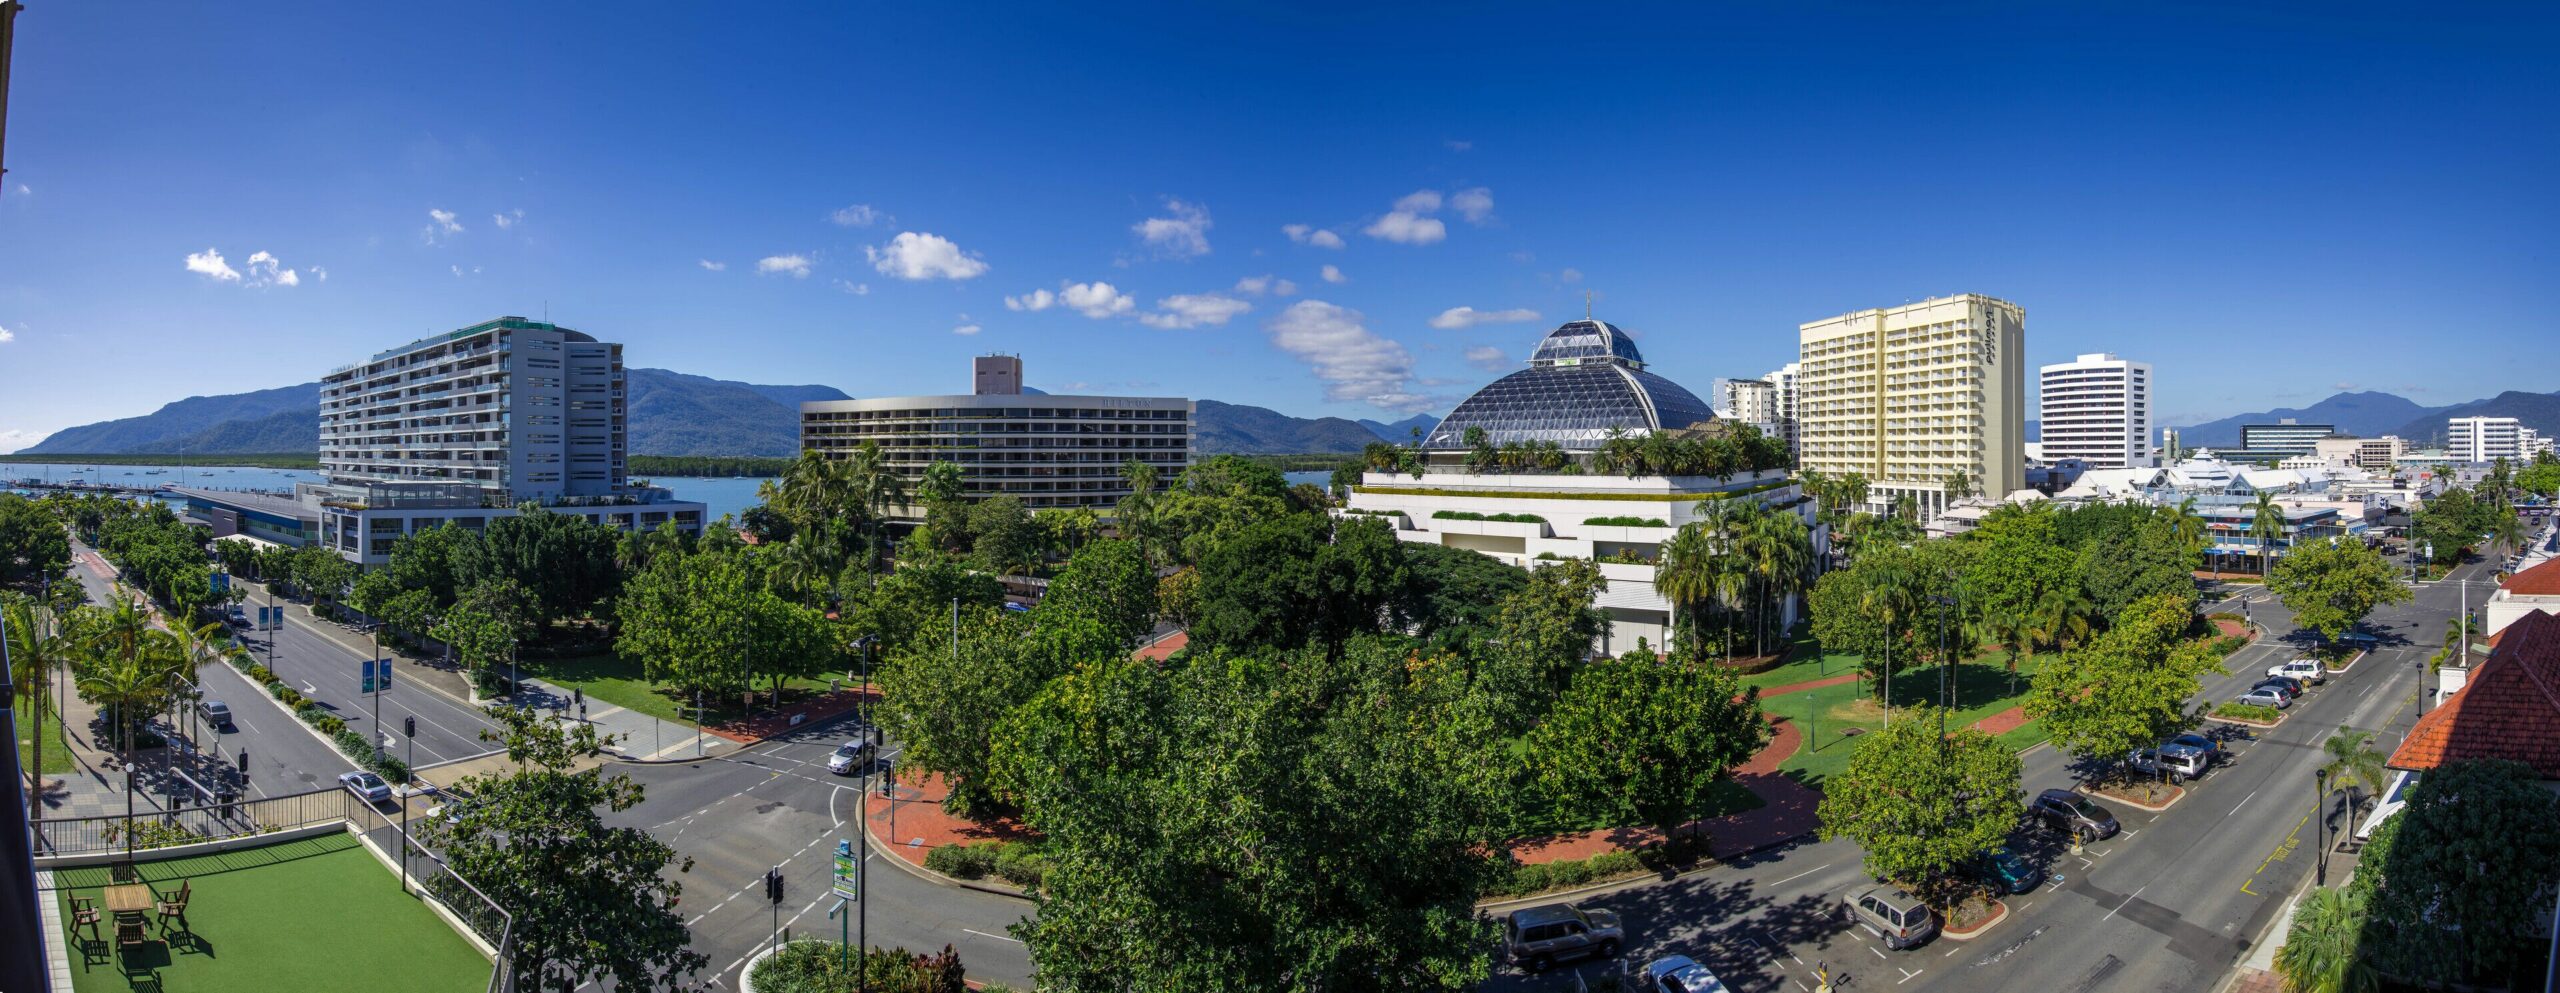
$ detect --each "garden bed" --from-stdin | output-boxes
[2320,648,2369,673]
[2207,703,2285,728]
[2085,779,2185,811]
[1942,894,2008,940]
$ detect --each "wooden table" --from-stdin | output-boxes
[101,883,154,917]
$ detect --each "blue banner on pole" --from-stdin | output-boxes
[212,572,229,593]
[361,659,392,693]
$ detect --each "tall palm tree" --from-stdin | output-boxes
[2167,496,2206,556]
[2272,886,2378,993]
[1655,522,1720,662]
[1857,549,1924,707]
[2249,491,2287,579]
[2319,726,2391,827]
[1747,509,1811,658]
[4,601,76,797]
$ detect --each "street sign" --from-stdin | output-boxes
[833,843,859,901]
[361,658,394,693]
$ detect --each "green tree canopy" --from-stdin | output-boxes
[2266,538,2412,644]
[1816,703,2024,905]
[2024,591,2221,780]
[1524,653,1768,842]
[1037,539,1159,648]
[2357,758,2560,986]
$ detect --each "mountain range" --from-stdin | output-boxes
[2171,389,2560,448]
[22,374,1445,458]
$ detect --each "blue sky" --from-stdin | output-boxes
[1,2,2553,451]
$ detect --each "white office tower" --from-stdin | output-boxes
[2448,416,2544,463]
[2038,353,2153,470]
[1798,294,2027,519]
[1714,378,1781,433]
[1762,362,1801,457]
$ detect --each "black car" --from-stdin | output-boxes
[2256,675,2307,697]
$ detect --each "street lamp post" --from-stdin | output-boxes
[2314,768,2330,886]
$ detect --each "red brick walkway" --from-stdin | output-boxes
[1502,715,1820,865]
[702,686,878,744]
[866,769,1037,869]
[1134,630,1188,662]
[1757,672,1858,697]
[1971,706,2031,735]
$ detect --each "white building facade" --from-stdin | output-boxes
[1798,294,2028,519]
[2448,416,2548,463]
[2038,352,2152,469]
[1762,362,1802,458]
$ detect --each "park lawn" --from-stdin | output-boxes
[516,653,854,727]
[15,698,72,776]
[1773,651,2055,787]
[53,832,490,993]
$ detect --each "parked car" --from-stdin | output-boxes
[2167,731,2226,765]
[1501,903,1622,971]
[1843,885,1939,950]
[2237,687,2292,710]
[1973,845,2043,894]
[2266,659,2326,685]
[2257,675,2307,697]
[2337,631,2378,650]
[1640,955,1729,993]
[339,771,393,804]
[2031,788,2121,841]
[2130,747,2209,783]
[828,739,875,776]
[225,607,250,627]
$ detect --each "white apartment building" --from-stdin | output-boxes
[1714,377,1781,435]
[799,355,1194,524]
[2448,416,2546,463]
[2313,436,2405,472]
[1761,362,1802,457]
[307,317,704,566]
[2038,353,2152,469]
[1798,294,2028,519]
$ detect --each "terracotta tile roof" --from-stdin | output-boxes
[2390,610,2560,778]
[2504,557,2560,597]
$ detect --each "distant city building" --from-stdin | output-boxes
[2313,435,2405,472]
[1423,320,1716,455]
[2448,415,2548,463]
[1713,377,1781,436]
[2038,352,2152,469]
[2161,426,2184,462]
[1797,294,2027,519]
[292,316,704,566]
[799,356,1194,524]
[2220,419,2336,463]
[1762,361,1802,458]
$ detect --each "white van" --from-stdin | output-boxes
[2266,659,2326,685]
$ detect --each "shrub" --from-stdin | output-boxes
[1486,850,1647,899]
[992,844,1047,890]
[243,663,274,684]
[749,939,968,993]
[2214,702,2283,722]
[924,843,999,880]
[2208,635,2250,657]
[1582,515,1670,527]
[1430,510,1547,523]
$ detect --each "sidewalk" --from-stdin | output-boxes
[512,675,736,762]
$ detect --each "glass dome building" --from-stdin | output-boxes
[1422,319,1716,452]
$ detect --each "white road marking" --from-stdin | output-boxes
[1870,946,1887,960]
[1899,967,1922,984]
[2230,789,2259,816]
[1773,862,1834,887]
[2103,884,2148,922]
[962,928,1023,944]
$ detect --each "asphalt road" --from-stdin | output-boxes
[227,585,505,771]
[1481,555,2480,993]
[603,722,1038,991]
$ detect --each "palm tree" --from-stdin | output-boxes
[1655,522,1720,662]
[4,601,76,797]
[1857,550,1924,707]
[2249,491,2287,579]
[2167,496,2206,556]
[1744,509,1811,658]
[2272,886,2378,993]
[2319,726,2391,828]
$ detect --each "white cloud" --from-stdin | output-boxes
[758,254,814,278]
[866,232,989,281]
[450,264,482,278]
[492,208,524,230]
[1393,190,1443,213]
[309,266,328,282]
[830,204,888,228]
[1265,300,1431,413]
[1465,346,1509,371]
[1139,293,1252,330]
[243,250,299,287]
[1060,281,1135,318]
[0,324,14,343]
[1233,275,1297,297]
[424,208,463,243]
[11,184,26,196]
[1445,139,1473,152]
[1559,267,1583,283]
[953,322,982,336]
[1429,306,1539,330]
[836,280,870,295]
[1449,187,1494,225]
[1363,208,1445,245]
[184,248,242,282]
[1320,264,1347,284]
[1004,288,1057,312]
[1281,224,1345,249]
[699,259,728,271]
[1132,198,1212,259]
[0,428,47,454]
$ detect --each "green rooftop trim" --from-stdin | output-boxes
[1354,478,1792,504]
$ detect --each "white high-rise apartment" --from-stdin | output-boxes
[311,316,702,565]
[1798,294,2027,518]
[2038,353,2152,469]
[2448,416,2545,463]
[1762,362,1801,457]
[1714,378,1780,432]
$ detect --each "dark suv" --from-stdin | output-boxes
[1501,903,1623,971]
[2031,788,2120,841]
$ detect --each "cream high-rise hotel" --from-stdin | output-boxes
[1796,294,2027,520]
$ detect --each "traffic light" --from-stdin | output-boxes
[403,715,417,739]
[764,867,785,904]
[237,750,251,775]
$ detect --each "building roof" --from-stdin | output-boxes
[2503,557,2560,597]
[2388,609,2560,778]
[1424,319,1714,452]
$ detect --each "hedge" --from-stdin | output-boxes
[228,651,411,784]
[923,840,1046,890]
[1582,515,1670,527]
[1354,477,1792,504]
[2213,702,2283,722]
[1431,510,1547,523]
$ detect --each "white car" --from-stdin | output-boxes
[1641,954,1729,993]
[828,740,875,776]
[2266,659,2327,685]
[339,771,394,804]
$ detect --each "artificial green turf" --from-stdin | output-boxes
[16,699,72,776]
[1773,654,2054,786]
[53,832,491,993]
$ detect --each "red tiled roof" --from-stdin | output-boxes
[2390,609,2560,778]
[2504,557,2560,597]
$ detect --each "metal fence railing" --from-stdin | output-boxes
[346,793,515,993]
[31,784,357,858]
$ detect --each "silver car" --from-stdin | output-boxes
[2238,687,2291,710]
[339,771,393,804]
[1641,954,1729,993]
[1843,885,1938,950]
[1501,903,1623,971]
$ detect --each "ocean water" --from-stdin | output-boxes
[0,461,775,524]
